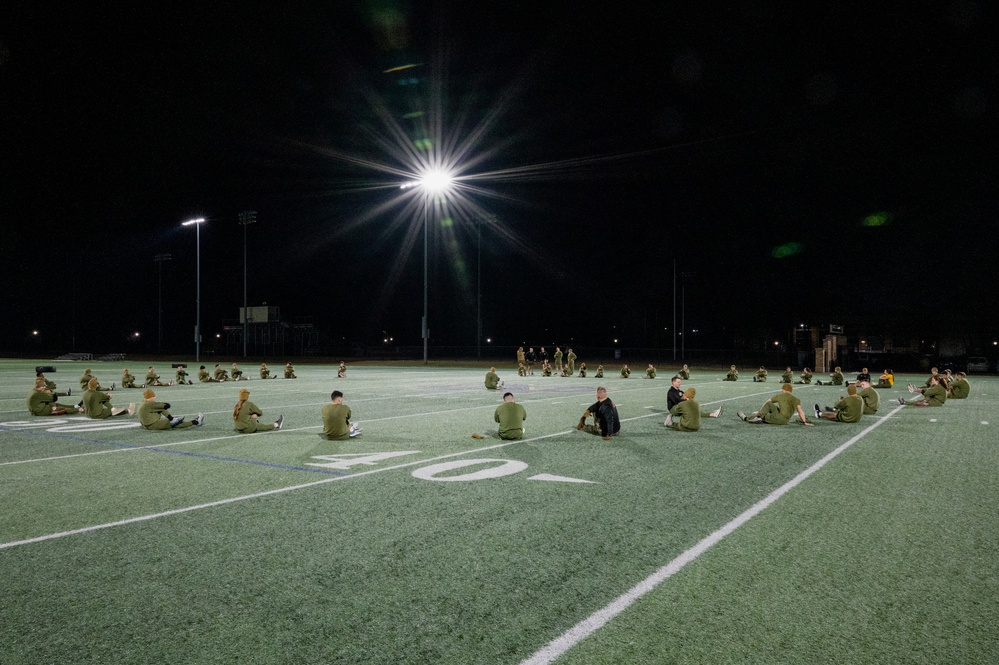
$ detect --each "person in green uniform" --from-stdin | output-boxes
[27,378,81,416]
[817,366,844,386]
[259,363,277,379]
[566,348,577,374]
[857,378,880,414]
[198,365,220,382]
[145,366,167,387]
[664,387,715,432]
[213,364,230,381]
[516,346,525,366]
[284,362,297,379]
[121,368,141,388]
[620,364,631,378]
[753,366,768,382]
[950,372,971,399]
[231,363,247,381]
[175,365,193,385]
[578,362,587,377]
[37,372,70,398]
[553,347,563,374]
[739,384,814,426]
[815,385,864,422]
[484,367,504,390]
[899,376,947,407]
[519,362,528,377]
[82,378,133,419]
[646,364,657,379]
[780,367,793,383]
[337,362,347,378]
[595,364,604,378]
[540,361,551,377]
[138,388,203,429]
[233,388,284,432]
[797,368,813,384]
[724,365,738,381]
[494,392,527,440]
[80,368,114,392]
[678,364,691,380]
[321,390,361,440]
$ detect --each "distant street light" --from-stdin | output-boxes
[154,253,172,353]
[401,169,453,364]
[181,218,206,361]
[238,211,257,358]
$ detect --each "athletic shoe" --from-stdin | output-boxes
[127,402,136,416]
[170,380,175,386]
[76,400,84,409]
[67,388,72,396]
[814,404,821,418]
[274,415,284,430]
[749,416,764,423]
[663,414,673,427]
[815,380,822,386]
[169,416,185,427]
[194,413,205,427]
[349,426,361,437]
[898,397,905,405]
[825,406,835,413]
[709,406,723,418]
[738,410,748,422]
[111,382,116,391]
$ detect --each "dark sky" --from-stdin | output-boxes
[1,2,995,355]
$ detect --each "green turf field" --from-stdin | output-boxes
[1,359,997,664]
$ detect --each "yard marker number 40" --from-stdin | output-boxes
[308,452,595,484]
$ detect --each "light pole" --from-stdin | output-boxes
[401,170,453,365]
[153,253,172,353]
[238,210,257,358]
[181,218,206,361]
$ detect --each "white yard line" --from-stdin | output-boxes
[519,404,905,665]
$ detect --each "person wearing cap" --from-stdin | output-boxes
[233,388,283,432]
[198,365,220,382]
[138,388,203,429]
[82,378,133,419]
[739,383,814,426]
[145,366,167,387]
[814,385,864,423]
[724,365,739,381]
[284,362,297,379]
[175,365,193,385]
[27,378,81,416]
[494,392,526,440]
[484,367,504,390]
[121,368,140,389]
[321,390,361,440]
[576,386,621,440]
[259,363,277,379]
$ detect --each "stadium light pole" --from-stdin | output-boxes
[153,253,172,353]
[402,170,453,364]
[238,210,257,358]
[181,218,206,362]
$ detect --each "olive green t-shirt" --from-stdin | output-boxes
[494,401,526,439]
[834,394,864,422]
[321,403,353,440]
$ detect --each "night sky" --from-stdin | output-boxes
[2,2,995,356]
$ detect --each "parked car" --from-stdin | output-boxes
[967,356,989,373]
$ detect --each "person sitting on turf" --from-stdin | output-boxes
[259,363,277,379]
[876,369,894,389]
[857,378,880,414]
[37,372,70,398]
[797,367,813,384]
[664,387,717,432]
[233,388,284,432]
[198,365,220,382]
[595,364,604,378]
[578,362,587,378]
[645,363,657,379]
[138,388,203,429]
[27,378,81,416]
[541,361,552,377]
[494,392,526,440]
[80,368,114,392]
[82,378,133,419]
[817,366,844,386]
[950,372,971,399]
[724,365,738,381]
[814,384,864,423]
[576,386,621,440]
[739,383,813,426]
[484,366,504,390]
[145,366,167,387]
[338,361,347,378]
[780,367,793,383]
[175,365,193,385]
[754,366,768,382]
[678,364,691,380]
[213,364,230,382]
[899,375,947,407]
[121,368,141,389]
[620,364,631,378]
[853,367,872,385]
[284,362,297,379]
[231,362,247,381]
[320,390,361,440]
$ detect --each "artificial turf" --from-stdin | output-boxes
[1,359,996,663]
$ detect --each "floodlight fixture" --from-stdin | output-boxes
[419,169,453,193]
[182,217,206,226]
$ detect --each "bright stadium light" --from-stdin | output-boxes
[420,169,453,193]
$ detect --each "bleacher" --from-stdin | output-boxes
[99,353,126,362]
[55,352,93,361]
